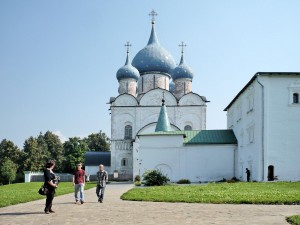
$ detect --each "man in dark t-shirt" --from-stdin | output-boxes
[73,163,85,204]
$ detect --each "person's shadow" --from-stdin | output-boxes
[0,212,44,216]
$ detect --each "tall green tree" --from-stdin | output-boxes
[63,137,89,173]
[23,136,47,172]
[43,131,65,172]
[0,158,18,184]
[83,130,110,151]
[0,139,24,183]
[37,132,50,159]
[0,139,21,165]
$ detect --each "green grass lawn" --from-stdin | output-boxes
[121,182,300,205]
[0,182,96,208]
[287,215,300,225]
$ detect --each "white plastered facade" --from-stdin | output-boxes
[110,88,207,180]
[132,135,235,182]
[226,74,300,181]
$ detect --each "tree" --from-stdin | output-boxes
[0,139,24,183]
[63,137,89,173]
[0,139,21,165]
[43,131,65,172]
[37,132,50,160]
[0,158,17,184]
[23,136,47,172]
[83,130,110,151]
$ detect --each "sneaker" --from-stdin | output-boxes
[44,211,50,214]
[81,201,84,204]
[100,199,103,203]
[49,209,55,213]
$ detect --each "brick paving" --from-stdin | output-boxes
[0,183,299,225]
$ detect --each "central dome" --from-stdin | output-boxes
[132,23,176,75]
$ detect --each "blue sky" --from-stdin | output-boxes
[1,1,300,148]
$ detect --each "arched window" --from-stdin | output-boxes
[293,93,299,103]
[124,125,132,139]
[121,158,127,167]
[184,125,192,130]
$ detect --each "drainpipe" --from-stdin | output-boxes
[256,76,265,181]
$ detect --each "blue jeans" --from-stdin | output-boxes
[74,183,84,202]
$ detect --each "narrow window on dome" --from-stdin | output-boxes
[141,77,144,92]
[293,93,299,103]
[184,82,186,94]
[126,81,128,93]
[153,75,156,88]
[124,125,132,139]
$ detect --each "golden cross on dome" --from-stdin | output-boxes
[179,41,187,54]
[149,10,158,23]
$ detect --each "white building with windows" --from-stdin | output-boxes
[224,72,300,181]
[106,11,300,182]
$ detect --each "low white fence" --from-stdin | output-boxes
[24,171,73,182]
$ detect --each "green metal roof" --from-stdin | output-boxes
[140,130,237,145]
[155,104,172,132]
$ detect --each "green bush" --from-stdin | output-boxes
[134,181,142,186]
[177,179,191,184]
[142,169,169,186]
[134,175,141,182]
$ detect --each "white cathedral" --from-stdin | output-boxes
[99,11,300,183]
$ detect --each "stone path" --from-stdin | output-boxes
[0,183,299,225]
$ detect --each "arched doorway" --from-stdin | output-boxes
[268,165,274,181]
[155,164,172,181]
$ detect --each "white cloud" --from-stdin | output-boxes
[53,130,68,143]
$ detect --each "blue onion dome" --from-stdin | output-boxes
[132,22,176,76]
[172,54,194,81]
[116,51,139,81]
[169,80,175,93]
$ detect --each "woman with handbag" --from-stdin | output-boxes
[43,159,58,214]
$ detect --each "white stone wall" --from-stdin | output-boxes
[174,79,192,99]
[139,88,177,106]
[227,75,300,181]
[111,88,207,180]
[137,73,170,95]
[133,135,235,182]
[118,78,137,96]
[111,90,206,140]
[227,81,263,181]
[261,76,300,181]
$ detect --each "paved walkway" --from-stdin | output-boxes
[0,183,299,225]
